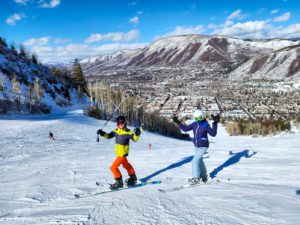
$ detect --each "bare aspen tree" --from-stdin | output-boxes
[0,72,10,113]
[0,72,6,99]
[12,78,21,99]
[94,84,99,104]
[25,84,35,113]
[98,85,105,111]
[12,78,22,113]
[88,82,94,106]
[34,78,44,103]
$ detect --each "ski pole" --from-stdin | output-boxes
[107,95,129,123]
[101,95,128,129]
[108,94,144,133]
[107,90,137,125]
[96,95,128,142]
[108,96,126,116]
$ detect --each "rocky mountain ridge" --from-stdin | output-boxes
[81,35,300,80]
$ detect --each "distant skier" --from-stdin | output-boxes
[49,132,55,140]
[97,115,141,190]
[173,110,220,184]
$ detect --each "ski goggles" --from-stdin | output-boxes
[195,116,205,122]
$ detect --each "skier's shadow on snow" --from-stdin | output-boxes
[210,149,257,178]
[140,155,209,183]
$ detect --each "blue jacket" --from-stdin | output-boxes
[179,120,217,147]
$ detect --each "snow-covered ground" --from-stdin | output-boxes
[0,109,299,225]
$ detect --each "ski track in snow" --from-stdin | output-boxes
[1,109,300,225]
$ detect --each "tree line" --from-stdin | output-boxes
[86,83,188,139]
[225,117,291,136]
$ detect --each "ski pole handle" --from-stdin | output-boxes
[96,134,99,142]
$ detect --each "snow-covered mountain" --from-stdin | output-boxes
[81,48,141,73]
[0,109,299,224]
[229,44,300,80]
[81,35,300,80]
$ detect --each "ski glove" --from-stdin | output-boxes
[97,129,106,136]
[172,116,180,124]
[134,128,141,136]
[211,114,220,123]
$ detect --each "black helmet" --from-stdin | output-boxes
[116,115,126,127]
[117,115,126,122]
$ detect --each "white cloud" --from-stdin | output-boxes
[273,12,291,22]
[39,0,60,8]
[31,46,53,53]
[14,0,29,5]
[6,13,25,26]
[128,1,138,6]
[85,34,102,44]
[164,25,205,37]
[24,37,51,46]
[30,42,148,63]
[129,16,139,26]
[85,30,140,44]
[273,24,300,38]
[137,11,143,15]
[208,24,218,29]
[212,21,271,39]
[208,8,296,39]
[226,9,246,20]
[210,16,300,39]
[224,20,234,27]
[207,20,233,30]
[54,38,71,44]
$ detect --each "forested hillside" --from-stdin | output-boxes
[0,37,86,114]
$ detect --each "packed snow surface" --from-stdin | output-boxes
[0,109,299,225]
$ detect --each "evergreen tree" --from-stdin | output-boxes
[19,45,29,59]
[72,58,86,95]
[31,54,38,64]
[10,44,18,56]
[0,37,7,47]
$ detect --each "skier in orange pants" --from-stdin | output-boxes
[97,115,141,190]
[110,157,135,180]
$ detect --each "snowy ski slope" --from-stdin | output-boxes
[0,109,299,225]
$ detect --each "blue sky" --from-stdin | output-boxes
[1,0,299,62]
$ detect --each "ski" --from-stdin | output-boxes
[74,180,161,198]
[158,179,221,193]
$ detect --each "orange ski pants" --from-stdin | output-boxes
[110,157,135,179]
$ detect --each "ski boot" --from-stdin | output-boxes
[110,177,123,190]
[125,173,137,186]
[188,177,200,185]
[200,175,208,183]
